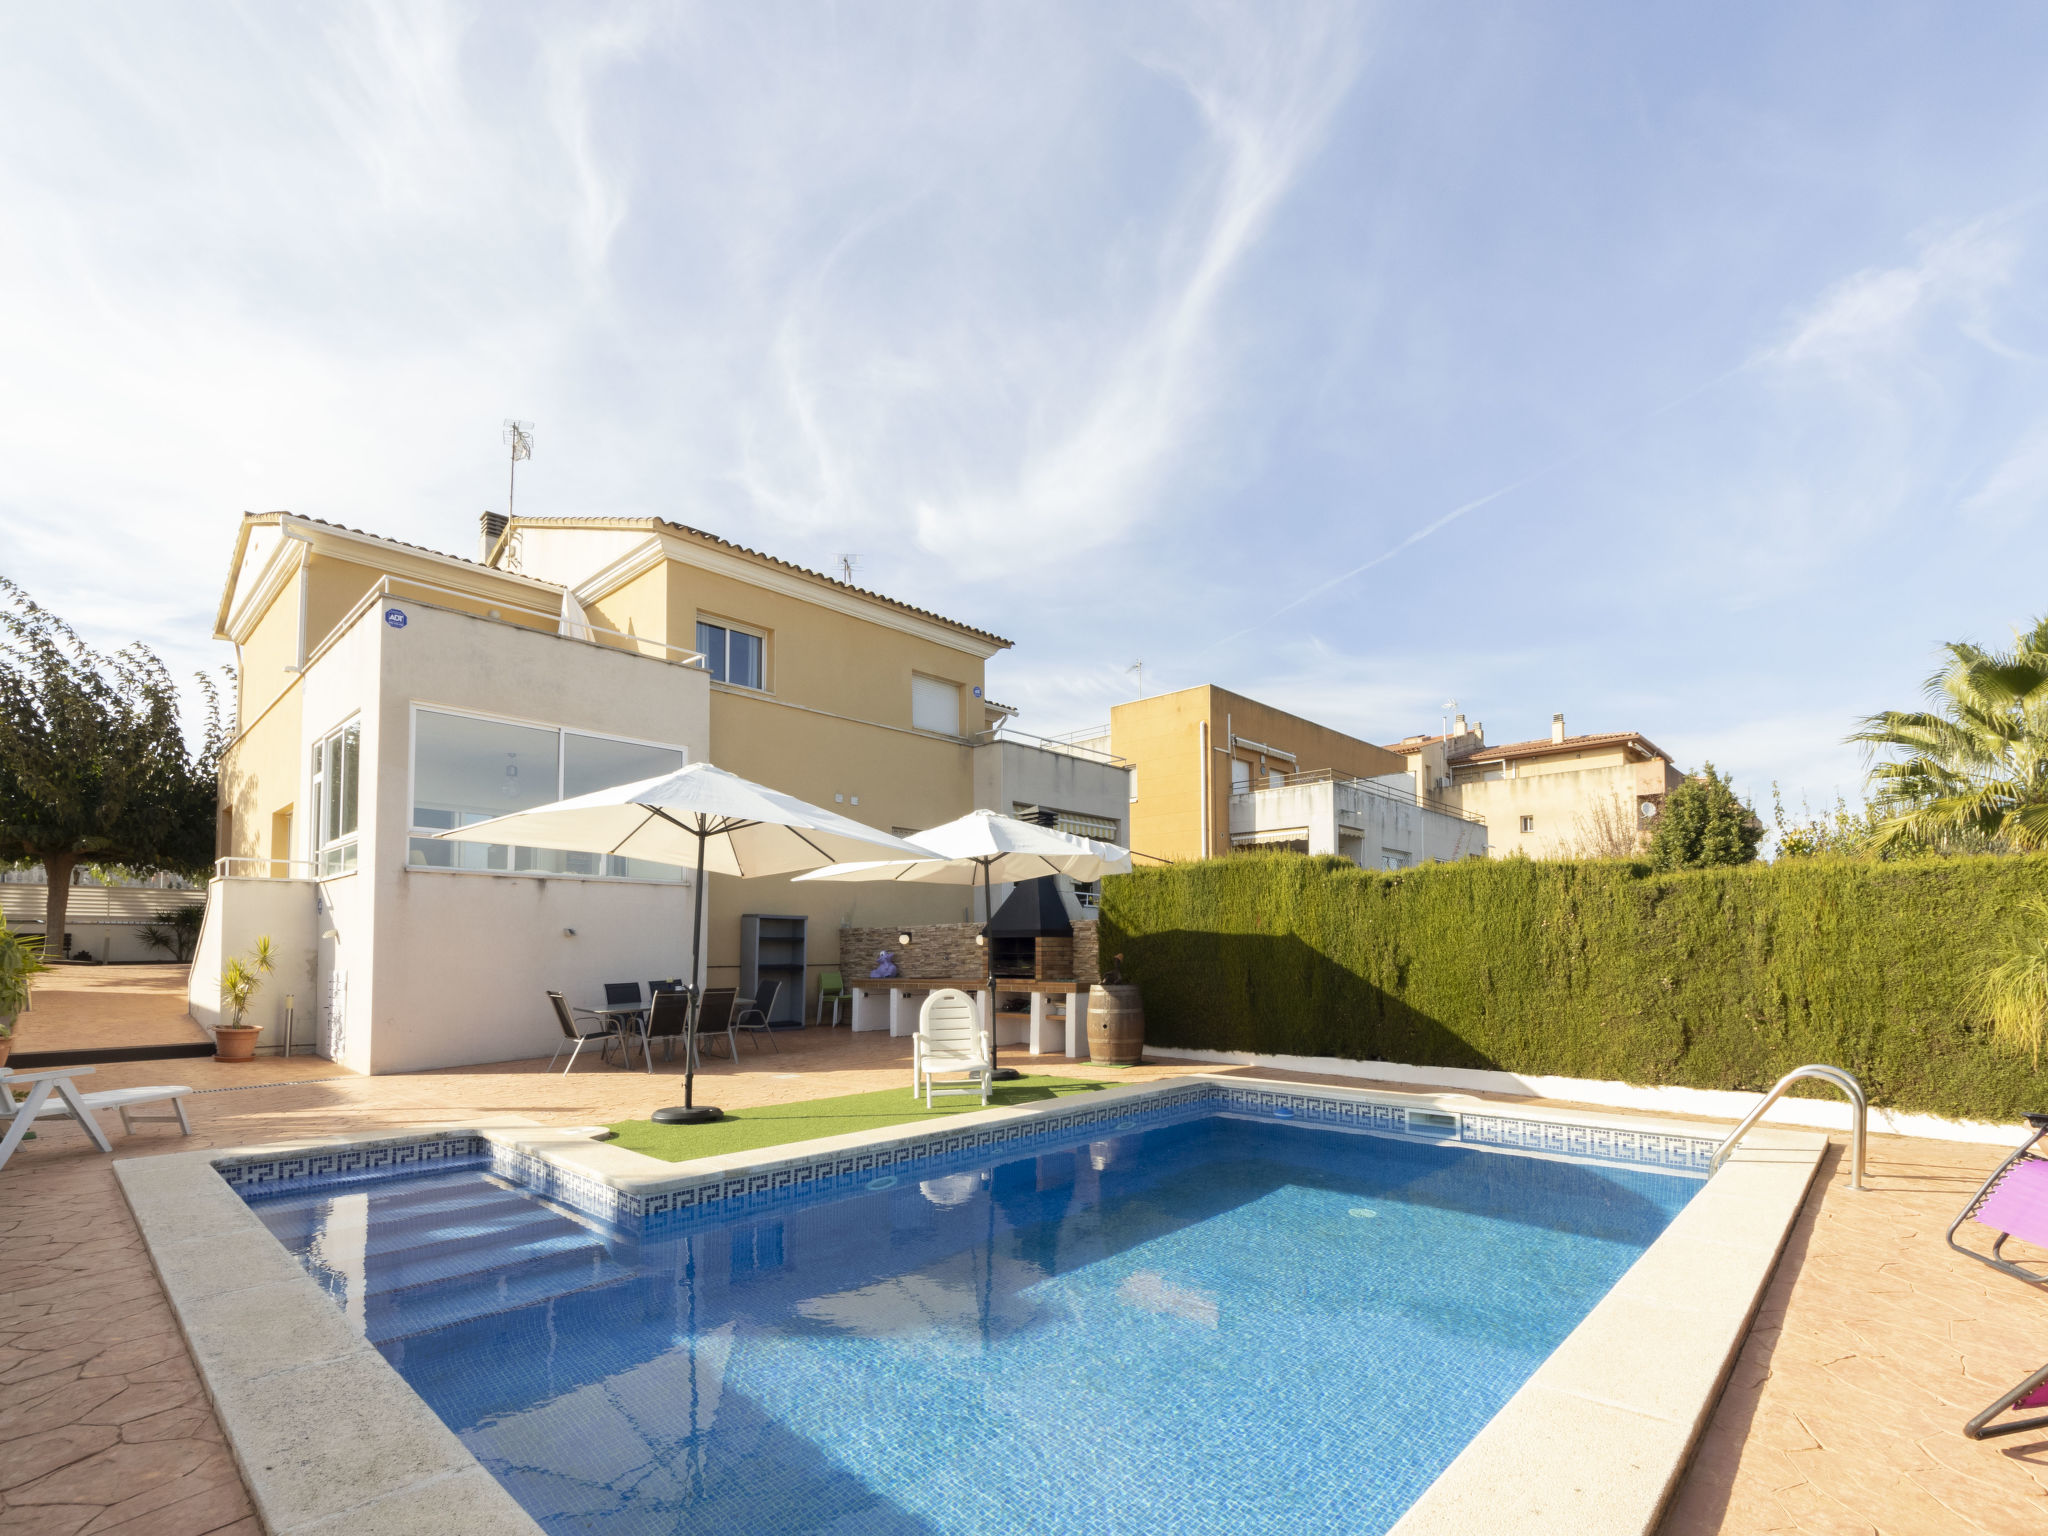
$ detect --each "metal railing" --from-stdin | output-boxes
[309,576,709,677]
[1709,1064,1866,1191]
[983,723,1129,767]
[214,857,321,879]
[1230,769,1487,826]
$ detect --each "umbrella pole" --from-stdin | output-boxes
[985,858,1020,1082]
[654,829,723,1124]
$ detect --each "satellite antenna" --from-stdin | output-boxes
[503,420,534,519]
[835,553,861,584]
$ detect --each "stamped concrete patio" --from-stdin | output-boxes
[2,970,2044,1533]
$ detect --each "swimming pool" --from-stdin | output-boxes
[245,1107,1701,1535]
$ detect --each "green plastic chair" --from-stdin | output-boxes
[816,968,851,1027]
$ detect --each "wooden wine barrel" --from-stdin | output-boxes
[1086,984,1144,1065]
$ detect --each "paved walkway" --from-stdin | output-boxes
[1,1029,2044,1533]
[8,965,208,1056]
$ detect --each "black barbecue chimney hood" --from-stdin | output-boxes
[985,876,1073,937]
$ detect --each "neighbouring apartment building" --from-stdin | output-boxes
[1391,713,1684,859]
[198,511,1129,1073]
[1068,684,1486,869]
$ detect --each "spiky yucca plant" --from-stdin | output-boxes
[218,935,275,1028]
[1850,615,2048,853]
[1980,897,2048,1066]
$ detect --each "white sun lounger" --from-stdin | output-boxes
[911,988,993,1109]
[0,1067,193,1170]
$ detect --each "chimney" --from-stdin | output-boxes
[478,511,508,564]
[1551,712,1566,745]
[1452,713,1467,736]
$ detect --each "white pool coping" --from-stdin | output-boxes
[115,1077,1824,1536]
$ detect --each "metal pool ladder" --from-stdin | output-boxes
[1708,1064,1867,1192]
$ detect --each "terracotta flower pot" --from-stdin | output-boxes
[214,1025,260,1063]
[0,1030,12,1071]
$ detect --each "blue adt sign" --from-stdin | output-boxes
[383,608,407,629]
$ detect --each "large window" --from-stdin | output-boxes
[696,620,764,689]
[407,708,687,880]
[912,674,961,735]
[310,721,360,875]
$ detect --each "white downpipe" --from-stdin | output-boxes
[1199,721,1210,858]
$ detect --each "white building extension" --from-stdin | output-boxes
[1228,770,1487,868]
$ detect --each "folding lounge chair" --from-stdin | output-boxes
[912,988,992,1109]
[0,1067,193,1171]
[1947,1112,2048,1439]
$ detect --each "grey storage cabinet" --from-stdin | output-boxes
[739,914,808,1026]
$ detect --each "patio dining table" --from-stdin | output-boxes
[592,993,755,1071]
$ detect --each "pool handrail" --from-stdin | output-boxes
[1709,1064,1866,1191]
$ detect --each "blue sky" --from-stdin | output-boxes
[4,3,2046,821]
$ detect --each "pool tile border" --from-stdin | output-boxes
[208,1078,1725,1238]
[121,1079,1814,1536]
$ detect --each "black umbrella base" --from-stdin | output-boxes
[652,1105,725,1124]
[990,1067,1023,1082]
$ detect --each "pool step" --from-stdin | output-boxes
[364,1244,633,1344]
[251,1170,637,1344]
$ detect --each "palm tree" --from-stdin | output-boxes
[1849,615,2048,853]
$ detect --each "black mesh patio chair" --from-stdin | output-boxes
[546,991,624,1074]
[734,981,783,1054]
[643,989,692,1068]
[694,987,740,1064]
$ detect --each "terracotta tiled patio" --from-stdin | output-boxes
[3,968,2045,1533]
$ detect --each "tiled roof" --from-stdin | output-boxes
[1449,730,1674,767]
[514,516,1013,648]
[254,512,552,583]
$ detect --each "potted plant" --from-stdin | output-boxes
[215,935,275,1063]
[0,918,49,1071]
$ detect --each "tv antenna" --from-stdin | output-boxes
[503,420,534,519]
[1129,660,1145,699]
[1441,698,1458,738]
[835,553,861,584]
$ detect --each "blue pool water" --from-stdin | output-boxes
[246,1115,1700,1535]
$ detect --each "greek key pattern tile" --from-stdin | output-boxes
[217,1084,1718,1236]
[1460,1112,1719,1171]
[215,1133,487,1192]
[1217,1086,1408,1134]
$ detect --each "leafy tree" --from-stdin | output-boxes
[0,579,225,958]
[1770,784,1886,860]
[1849,614,2048,853]
[1647,763,1761,870]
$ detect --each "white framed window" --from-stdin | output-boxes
[1520,815,1534,834]
[310,720,361,876]
[912,674,961,735]
[406,706,688,880]
[696,619,765,689]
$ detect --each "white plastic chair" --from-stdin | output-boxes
[911,988,993,1109]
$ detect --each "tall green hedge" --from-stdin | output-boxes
[1098,852,2048,1123]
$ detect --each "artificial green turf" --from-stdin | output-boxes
[605,1074,1112,1161]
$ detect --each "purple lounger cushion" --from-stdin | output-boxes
[1975,1156,2048,1250]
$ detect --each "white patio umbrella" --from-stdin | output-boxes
[793,808,1132,1079]
[437,761,929,1122]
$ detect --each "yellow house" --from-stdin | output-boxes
[1391,713,1683,859]
[197,509,1127,1070]
[484,515,1018,1001]
[1104,685,1484,866]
